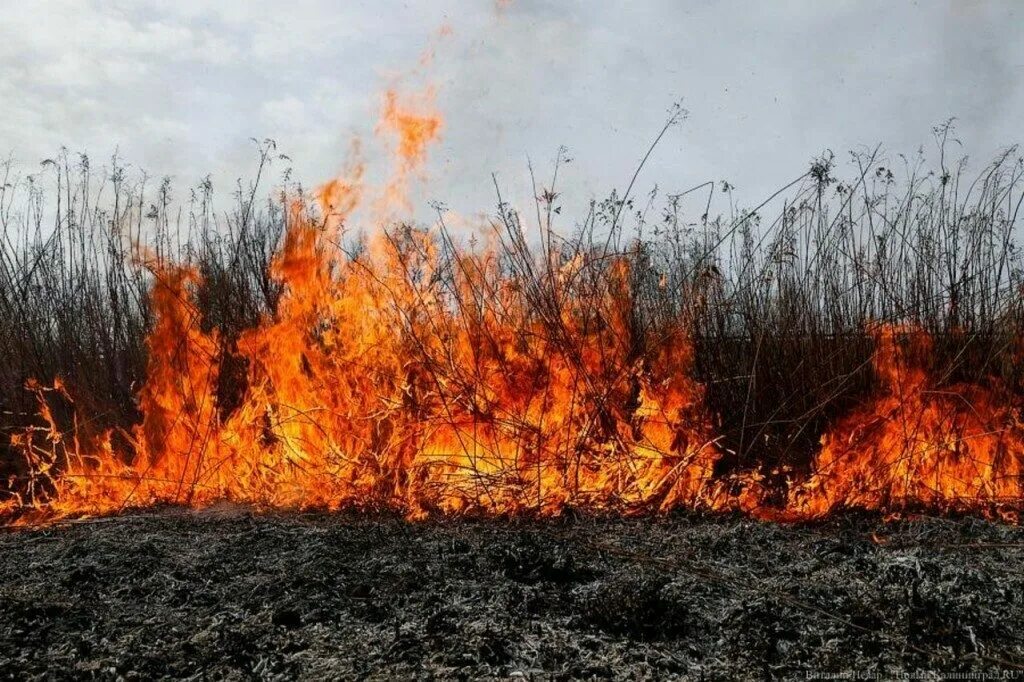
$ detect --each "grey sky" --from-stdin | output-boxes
[1,0,1022,223]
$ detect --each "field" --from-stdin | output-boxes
[1,509,1022,679]
[2,117,1024,679]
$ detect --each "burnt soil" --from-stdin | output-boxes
[1,508,1023,680]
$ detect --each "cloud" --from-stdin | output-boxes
[0,0,1021,224]
[261,96,309,130]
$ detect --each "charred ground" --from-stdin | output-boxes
[1,509,1022,679]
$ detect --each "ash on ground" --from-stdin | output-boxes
[1,508,1022,679]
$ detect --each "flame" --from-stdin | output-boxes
[1,80,726,523]
[3,217,723,522]
[2,84,1022,525]
[375,88,442,218]
[785,324,1024,521]
[379,89,442,170]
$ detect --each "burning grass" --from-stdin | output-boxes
[1,109,1024,523]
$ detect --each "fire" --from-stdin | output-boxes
[1,82,724,523]
[786,325,1024,521]
[379,88,441,172]
[2,86,1022,525]
[3,213,722,521]
[375,88,442,217]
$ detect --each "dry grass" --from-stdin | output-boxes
[2,126,1023,498]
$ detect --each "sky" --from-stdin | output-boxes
[1,0,1022,225]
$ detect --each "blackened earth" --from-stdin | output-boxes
[1,507,1023,680]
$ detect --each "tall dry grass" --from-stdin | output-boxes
[2,127,1022,498]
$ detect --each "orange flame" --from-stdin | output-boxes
[2,79,726,524]
[3,228,723,521]
[375,88,442,218]
[785,324,1024,521]
[2,85,1022,526]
